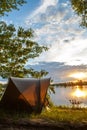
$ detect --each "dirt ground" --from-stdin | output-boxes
[0,118,87,130]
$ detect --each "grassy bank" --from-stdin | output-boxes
[31,106,87,123]
[0,106,87,124]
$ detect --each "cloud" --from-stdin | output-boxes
[25,0,87,66]
[33,38,87,66]
[26,0,58,25]
[33,0,58,14]
[27,62,87,82]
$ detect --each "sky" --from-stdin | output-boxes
[1,0,87,83]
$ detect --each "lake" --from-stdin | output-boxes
[50,85,87,107]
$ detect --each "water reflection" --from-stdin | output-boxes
[71,86,87,98]
[50,85,87,107]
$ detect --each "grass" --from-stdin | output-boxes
[31,106,87,123]
[0,106,87,124]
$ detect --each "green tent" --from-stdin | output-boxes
[0,77,50,113]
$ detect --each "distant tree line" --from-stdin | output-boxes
[51,80,87,87]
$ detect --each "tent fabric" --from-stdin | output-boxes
[0,77,50,113]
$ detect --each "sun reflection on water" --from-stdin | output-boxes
[69,86,87,107]
[71,86,87,98]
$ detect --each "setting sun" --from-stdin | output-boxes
[69,72,87,79]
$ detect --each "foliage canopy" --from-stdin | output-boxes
[0,0,26,16]
[0,21,48,78]
[0,0,49,79]
[71,0,87,27]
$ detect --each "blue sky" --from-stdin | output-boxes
[1,0,87,83]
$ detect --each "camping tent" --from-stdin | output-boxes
[0,77,50,113]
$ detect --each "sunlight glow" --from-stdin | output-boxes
[72,88,87,98]
[69,72,87,79]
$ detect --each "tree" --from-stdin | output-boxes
[31,70,48,79]
[0,0,49,79]
[71,0,87,27]
[0,21,48,78]
[0,0,26,16]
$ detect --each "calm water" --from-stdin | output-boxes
[50,85,87,107]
